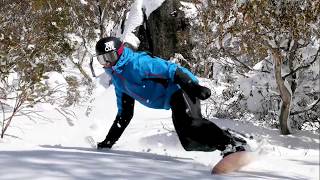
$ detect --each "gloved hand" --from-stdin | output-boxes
[97,140,113,149]
[193,84,211,100]
[174,68,211,100]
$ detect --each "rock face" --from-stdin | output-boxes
[136,0,194,62]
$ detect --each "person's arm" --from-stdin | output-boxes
[136,54,178,82]
[98,92,135,149]
[137,54,211,100]
[173,67,211,100]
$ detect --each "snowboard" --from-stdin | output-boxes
[211,151,255,174]
[211,137,268,175]
[211,128,263,175]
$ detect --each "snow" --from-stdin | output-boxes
[79,0,87,5]
[179,1,198,19]
[1,70,319,180]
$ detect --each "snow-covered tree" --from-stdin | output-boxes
[0,0,132,138]
[195,0,320,134]
[0,0,74,138]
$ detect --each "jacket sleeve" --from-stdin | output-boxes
[135,54,199,84]
[103,90,135,148]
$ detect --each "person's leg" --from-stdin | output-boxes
[170,90,246,153]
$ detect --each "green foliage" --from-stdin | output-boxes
[64,75,80,107]
[194,0,319,65]
[0,0,132,138]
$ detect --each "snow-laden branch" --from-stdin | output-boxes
[290,98,320,116]
[283,47,320,79]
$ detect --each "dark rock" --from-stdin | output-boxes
[135,0,195,63]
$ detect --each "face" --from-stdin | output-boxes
[96,51,118,68]
[102,61,116,68]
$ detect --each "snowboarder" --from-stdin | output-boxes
[94,37,251,173]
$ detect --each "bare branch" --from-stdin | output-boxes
[291,98,320,116]
[221,47,254,71]
[283,47,320,79]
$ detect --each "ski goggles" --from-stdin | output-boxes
[96,51,118,65]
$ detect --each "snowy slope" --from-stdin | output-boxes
[0,71,319,180]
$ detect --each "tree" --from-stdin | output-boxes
[58,0,133,79]
[195,0,319,134]
[0,0,73,138]
[0,0,134,138]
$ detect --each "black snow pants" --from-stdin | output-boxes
[170,89,235,152]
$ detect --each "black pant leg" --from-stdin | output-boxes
[170,90,235,152]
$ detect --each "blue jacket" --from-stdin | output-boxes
[104,47,198,115]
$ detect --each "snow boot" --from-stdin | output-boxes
[221,129,250,157]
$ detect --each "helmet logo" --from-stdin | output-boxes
[104,41,116,52]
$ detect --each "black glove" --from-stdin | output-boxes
[193,84,211,100]
[174,68,211,100]
[97,140,113,149]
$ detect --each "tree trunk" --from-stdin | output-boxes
[271,49,292,135]
[96,0,105,38]
[288,40,298,94]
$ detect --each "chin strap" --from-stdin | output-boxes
[117,43,125,56]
